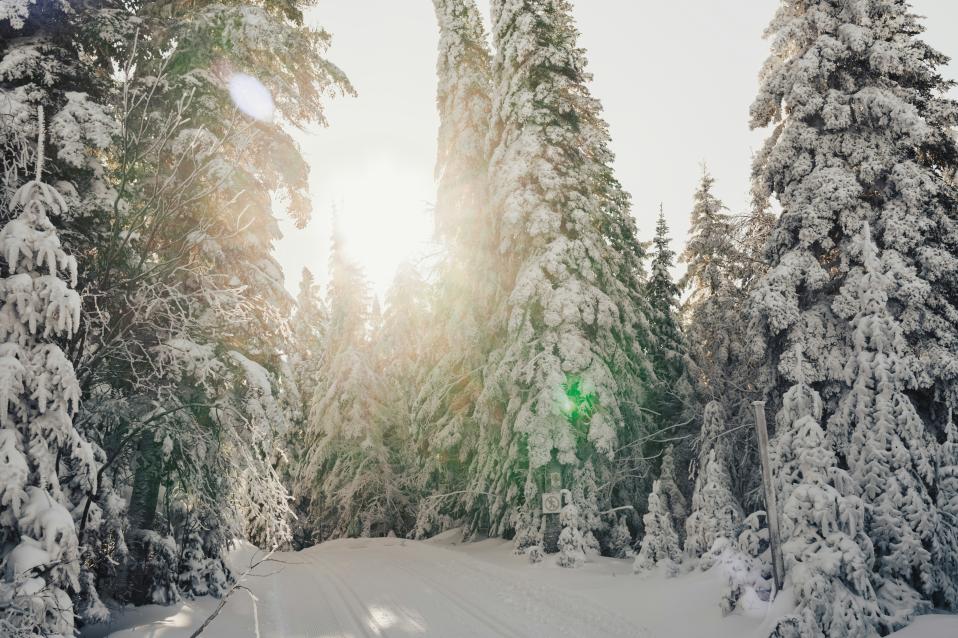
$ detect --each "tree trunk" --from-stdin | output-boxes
[114,432,163,603]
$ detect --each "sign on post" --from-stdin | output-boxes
[752,400,785,595]
[542,492,562,515]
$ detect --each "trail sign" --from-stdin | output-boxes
[542,492,562,515]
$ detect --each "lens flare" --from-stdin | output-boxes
[228,73,275,122]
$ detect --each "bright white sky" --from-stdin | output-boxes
[275,0,958,299]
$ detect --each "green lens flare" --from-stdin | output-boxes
[559,376,596,423]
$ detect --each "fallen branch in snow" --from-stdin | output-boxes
[189,548,277,638]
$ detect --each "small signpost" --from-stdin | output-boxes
[542,492,562,515]
[752,400,785,595]
[542,468,563,552]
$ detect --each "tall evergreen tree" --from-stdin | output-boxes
[682,170,741,314]
[751,0,958,615]
[415,0,495,538]
[657,444,689,540]
[646,208,693,472]
[1,0,122,625]
[770,380,880,638]
[0,109,97,637]
[467,0,655,557]
[378,262,435,536]
[751,0,958,428]
[291,269,328,390]
[294,233,400,539]
[680,171,761,508]
[681,170,752,404]
[833,224,941,619]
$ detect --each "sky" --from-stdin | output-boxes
[275,0,958,299]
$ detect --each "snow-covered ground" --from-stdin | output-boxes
[83,530,958,638]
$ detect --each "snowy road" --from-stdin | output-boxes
[91,536,640,638]
[262,538,638,637]
[86,534,958,638]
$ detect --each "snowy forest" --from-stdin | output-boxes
[1,0,958,636]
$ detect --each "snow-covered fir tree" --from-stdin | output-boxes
[684,401,743,565]
[751,0,958,613]
[0,0,126,619]
[468,0,655,559]
[682,169,741,320]
[377,262,436,536]
[684,449,743,567]
[938,420,958,607]
[646,209,694,483]
[0,108,97,637]
[770,381,881,638]
[633,481,681,576]
[414,0,495,539]
[657,444,689,541]
[293,233,407,539]
[289,268,329,407]
[831,224,941,622]
[285,267,330,545]
[680,170,761,507]
[431,0,494,250]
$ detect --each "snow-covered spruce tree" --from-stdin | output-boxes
[467,0,655,560]
[938,420,958,607]
[294,233,408,539]
[830,224,940,622]
[684,449,743,568]
[648,208,691,400]
[0,109,96,637]
[1,0,121,624]
[607,515,632,559]
[681,170,762,506]
[657,444,689,541]
[286,268,329,546]
[414,0,495,539]
[646,210,694,483]
[769,381,880,638]
[750,0,958,613]
[684,400,742,559]
[682,170,742,328]
[377,262,435,537]
[431,0,494,250]
[633,481,681,576]
[289,267,329,412]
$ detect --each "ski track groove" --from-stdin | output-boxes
[214,540,648,638]
[316,542,522,638]
[402,544,641,638]
[304,551,380,638]
[386,551,526,638]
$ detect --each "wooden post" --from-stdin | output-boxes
[752,400,785,595]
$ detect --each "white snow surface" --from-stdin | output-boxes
[82,530,958,638]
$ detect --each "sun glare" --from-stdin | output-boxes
[336,158,434,296]
[281,154,436,299]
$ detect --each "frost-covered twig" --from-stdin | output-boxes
[189,548,278,638]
